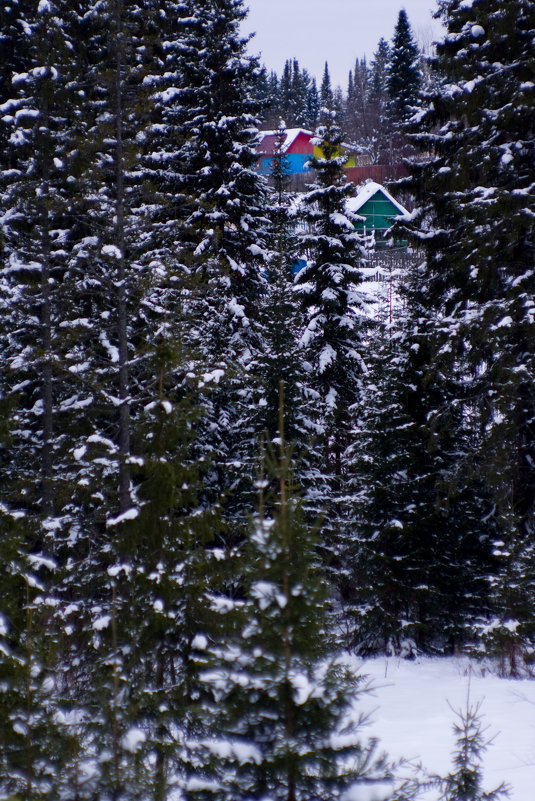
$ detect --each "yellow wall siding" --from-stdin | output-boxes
[312,144,356,167]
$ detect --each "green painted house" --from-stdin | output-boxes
[346,181,409,249]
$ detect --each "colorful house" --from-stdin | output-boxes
[257,129,313,176]
[256,128,358,178]
[346,181,409,249]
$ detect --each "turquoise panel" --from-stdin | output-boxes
[354,193,401,232]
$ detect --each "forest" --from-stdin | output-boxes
[0,0,534,798]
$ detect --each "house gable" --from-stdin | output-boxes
[347,182,409,234]
[346,182,410,248]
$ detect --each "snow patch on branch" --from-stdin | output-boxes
[106,508,139,528]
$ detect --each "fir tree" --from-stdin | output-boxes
[173,0,270,542]
[366,37,394,163]
[279,60,295,125]
[319,61,333,111]
[436,697,508,800]
[295,109,368,594]
[352,257,496,655]
[0,0,83,518]
[369,38,391,105]
[194,385,392,801]
[400,0,535,667]
[0,507,69,800]
[0,5,90,787]
[296,111,367,476]
[305,77,320,131]
[387,9,422,121]
[345,57,372,149]
[292,60,313,129]
[259,121,304,444]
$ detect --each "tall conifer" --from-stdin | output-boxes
[296,109,368,594]
[387,9,422,121]
[399,0,535,665]
[173,0,269,542]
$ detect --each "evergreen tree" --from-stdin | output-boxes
[366,37,394,163]
[292,60,313,128]
[279,60,295,125]
[436,698,508,800]
[252,64,279,127]
[345,57,372,148]
[295,109,368,593]
[319,61,333,111]
[399,0,535,667]
[0,0,84,519]
[305,77,320,131]
[0,507,72,800]
[352,257,496,655]
[258,121,304,444]
[194,387,392,801]
[369,38,391,105]
[173,0,270,542]
[387,9,422,121]
[0,4,90,788]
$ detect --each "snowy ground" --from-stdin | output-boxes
[351,656,535,800]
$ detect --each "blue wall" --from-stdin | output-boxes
[258,153,312,176]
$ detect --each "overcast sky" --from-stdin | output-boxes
[242,0,444,88]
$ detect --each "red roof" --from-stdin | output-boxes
[257,129,313,157]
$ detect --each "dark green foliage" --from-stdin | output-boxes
[172,0,270,540]
[353,260,496,655]
[296,110,366,468]
[345,57,371,147]
[193,390,392,801]
[259,59,318,131]
[0,0,83,517]
[369,38,391,104]
[319,61,333,111]
[305,77,320,131]
[0,510,71,800]
[295,109,368,606]
[398,0,535,666]
[436,698,509,800]
[1,0,534,796]
[387,9,422,121]
[258,121,305,445]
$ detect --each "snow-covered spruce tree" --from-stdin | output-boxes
[67,0,157,517]
[25,3,166,793]
[344,57,372,150]
[40,5,232,797]
[0,505,75,800]
[347,39,392,164]
[305,77,320,132]
[387,9,422,122]
[172,0,269,544]
[350,256,497,656]
[250,65,279,129]
[369,38,390,108]
[82,371,224,800]
[319,62,334,112]
[0,0,84,519]
[193,385,392,801]
[291,61,315,130]
[295,108,368,592]
[258,120,306,446]
[400,0,535,668]
[277,60,312,129]
[0,4,91,789]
